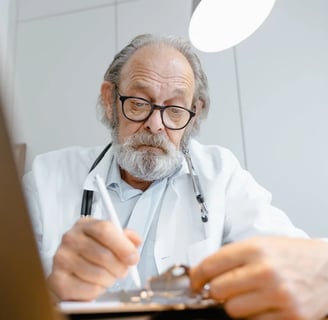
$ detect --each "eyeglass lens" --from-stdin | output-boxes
[122,97,193,130]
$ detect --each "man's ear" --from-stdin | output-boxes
[194,99,205,118]
[100,81,115,121]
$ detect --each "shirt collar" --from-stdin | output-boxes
[106,158,143,201]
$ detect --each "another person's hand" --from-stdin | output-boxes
[48,218,141,301]
[190,237,328,320]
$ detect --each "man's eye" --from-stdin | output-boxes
[167,107,184,116]
[135,102,146,107]
[171,107,182,114]
[130,99,147,108]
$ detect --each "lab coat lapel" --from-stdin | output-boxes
[154,179,181,274]
[154,151,225,273]
[154,173,209,274]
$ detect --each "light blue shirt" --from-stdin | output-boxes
[105,158,168,290]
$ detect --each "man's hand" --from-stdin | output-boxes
[48,218,141,301]
[190,237,328,320]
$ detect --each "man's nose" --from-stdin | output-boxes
[143,110,165,133]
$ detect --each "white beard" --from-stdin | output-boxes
[114,132,183,181]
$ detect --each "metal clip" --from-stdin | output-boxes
[119,265,214,308]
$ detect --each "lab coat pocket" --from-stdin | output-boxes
[187,237,220,267]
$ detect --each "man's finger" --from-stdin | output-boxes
[48,271,106,301]
[80,219,140,265]
[224,288,280,319]
[190,240,262,291]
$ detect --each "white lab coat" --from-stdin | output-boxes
[23,139,308,276]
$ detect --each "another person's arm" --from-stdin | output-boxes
[190,237,328,320]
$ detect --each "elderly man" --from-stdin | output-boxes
[24,34,328,319]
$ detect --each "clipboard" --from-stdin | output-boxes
[60,292,231,320]
[59,265,233,319]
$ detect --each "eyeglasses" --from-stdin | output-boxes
[116,90,196,130]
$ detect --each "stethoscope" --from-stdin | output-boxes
[80,143,209,222]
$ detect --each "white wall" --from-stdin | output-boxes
[235,0,328,237]
[14,1,117,166]
[11,0,328,236]
[0,0,17,125]
[0,0,11,71]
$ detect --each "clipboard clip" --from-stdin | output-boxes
[120,264,212,307]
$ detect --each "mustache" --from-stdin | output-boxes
[116,131,183,181]
[124,132,172,153]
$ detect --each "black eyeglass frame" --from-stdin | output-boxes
[116,90,196,130]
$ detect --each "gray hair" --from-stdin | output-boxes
[97,34,210,136]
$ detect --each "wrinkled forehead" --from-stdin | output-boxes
[121,44,194,80]
[119,44,195,93]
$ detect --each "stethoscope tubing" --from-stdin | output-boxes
[80,143,112,217]
[80,143,208,222]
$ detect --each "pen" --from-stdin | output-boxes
[94,174,142,289]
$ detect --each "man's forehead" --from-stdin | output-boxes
[121,44,192,74]
[125,81,192,97]
[119,44,195,90]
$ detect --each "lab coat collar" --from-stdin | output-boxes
[83,144,114,191]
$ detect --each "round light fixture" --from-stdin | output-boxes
[189,0,276,52]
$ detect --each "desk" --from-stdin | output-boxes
[67,308,328,320]
[68,306,233,320]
